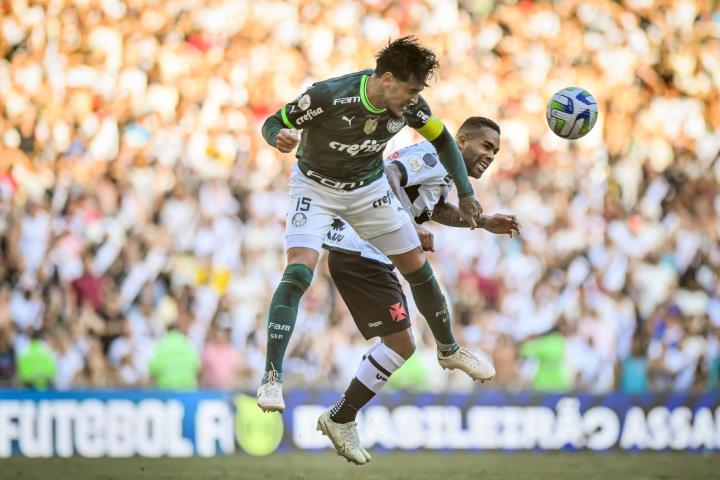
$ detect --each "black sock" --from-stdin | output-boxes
[330,378,376,424]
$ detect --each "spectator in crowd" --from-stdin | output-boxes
[619,334,649,395]
[201,321,242,390]
[17,331,56,390]
[0,327,16,386]
[149,312,200,390]
[520,321,572,392]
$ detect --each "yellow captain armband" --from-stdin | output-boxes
[416,115,445,141]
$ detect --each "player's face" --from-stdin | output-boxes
[459,127,500,179]
[382,73,424,117]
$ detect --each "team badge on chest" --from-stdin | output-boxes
[364,118,378,135]
[387,118,405,133]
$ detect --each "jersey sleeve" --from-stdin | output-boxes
[262,82,332,147]
[391,146,447,188]
[404,95,473,198]
[404,95,444,142]
[278,82,332,129]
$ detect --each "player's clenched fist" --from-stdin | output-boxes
[275,129,301,153]
[415,224,435,252]
[458,196,483,229]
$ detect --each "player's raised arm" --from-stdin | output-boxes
[405,98,482,228]
[261,83,330,153]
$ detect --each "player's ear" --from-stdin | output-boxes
[456,133,467,150]
[381,71,395,86]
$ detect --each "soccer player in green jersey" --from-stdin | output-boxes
[259,36,490,412]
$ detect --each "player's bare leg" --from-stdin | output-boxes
[389,247,495,382]
[257,247,318,412]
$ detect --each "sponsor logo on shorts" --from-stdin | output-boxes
[326,232,344,243]
[291,212,307,227]
[389,302,407,322]
[387,118,405,133]
[333,96,361,105]
[304,169,366,190]
[328,139,388,157]
[295,107,323,126]
[368,321,383,328]
[372,190,396,208]
[375,373,388,382]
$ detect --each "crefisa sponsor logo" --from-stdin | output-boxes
[295,107,324,126]
[372,190,396,208]
[328,139,388,156]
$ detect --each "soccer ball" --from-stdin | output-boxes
[545,87,598,140]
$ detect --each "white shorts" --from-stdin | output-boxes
[285,165,418,255]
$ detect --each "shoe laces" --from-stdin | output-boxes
[456,347,481,366]
[262,370,282,396]
[337,422,362,449]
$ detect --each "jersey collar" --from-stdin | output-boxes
[360,75,387,114]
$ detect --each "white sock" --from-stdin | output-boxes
[355,342,406,393]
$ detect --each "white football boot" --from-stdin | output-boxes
[438,346,496,382]
[256,370,285,412]
[316,411,371,465]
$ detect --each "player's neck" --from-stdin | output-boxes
[366,76,387,109]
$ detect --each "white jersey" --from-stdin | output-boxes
[323,141,453,264]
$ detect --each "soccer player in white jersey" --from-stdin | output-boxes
[259,38,493,413]
[316,117,519,464]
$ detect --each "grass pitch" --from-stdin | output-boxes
[2,452,718,480]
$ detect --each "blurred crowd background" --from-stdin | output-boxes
[1,0,719,394]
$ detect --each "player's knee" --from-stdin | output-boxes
[274,263,314,304]
[382,329,415,360]
[287,247,319,271]
[389,247,427,275]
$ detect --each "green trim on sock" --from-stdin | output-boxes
[404,260,434,286]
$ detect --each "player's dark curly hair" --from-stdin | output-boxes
[458,116,501,136]
[375,36,439,86]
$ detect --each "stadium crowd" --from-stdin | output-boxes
[0,0,718,393]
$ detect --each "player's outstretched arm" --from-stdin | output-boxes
[432,202,520,237]
[431,201,474,228]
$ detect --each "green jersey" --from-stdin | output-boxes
[262,70,474,197]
